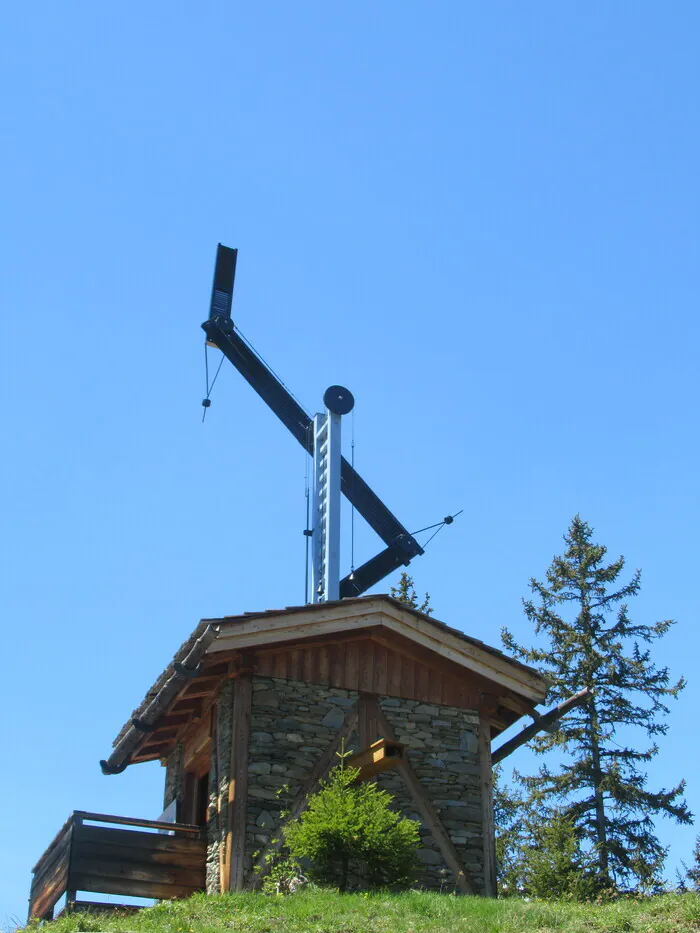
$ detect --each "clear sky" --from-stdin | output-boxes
[2,1,698,922]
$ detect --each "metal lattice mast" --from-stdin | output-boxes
[311,386,354,603]
[311,409,341,602]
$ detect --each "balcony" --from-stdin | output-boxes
[29,811,206,920]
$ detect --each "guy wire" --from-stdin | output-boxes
[235,324,312,418]
[202,342,225,422]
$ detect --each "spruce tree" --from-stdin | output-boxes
[283,761,419,891]
[494,770,596,899]
[494,767,528,896]
[522,809,597,900]
[390,571,432,615]
[684,835,700,891]
[502,515,691,890]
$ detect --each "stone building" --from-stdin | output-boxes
[104,594,547,896]
[29,594,549,917]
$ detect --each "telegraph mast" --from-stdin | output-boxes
[201,244,431,601]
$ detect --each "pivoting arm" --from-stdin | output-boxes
[201,245,423,596]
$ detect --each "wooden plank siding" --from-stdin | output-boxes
[207,598,548,703]
[28,815,206,920]
[131,630,522,767]
[29,822,72,920]
[68,821,206,901]
[256,637,481,709]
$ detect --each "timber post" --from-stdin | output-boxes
[479,716,497,896]
[227,672,252,891]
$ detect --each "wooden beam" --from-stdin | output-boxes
[155,713,193,729]
[347,738,406,782]
[71,811,202,833]
[182,710,213,770]
[146,726,181,742]
[210,602,382,648]
[495,692,538,719]
[171,698,203,714]
[358,692,378,748]
[181,676,225,699]
[372,704,477,895]
[131,742,172,761]
[199,661,231,677]
[479,717,497,897]
[258,629,378,657]
[227,673,252,891]
[249,709,359,887]
[491,688,592,765]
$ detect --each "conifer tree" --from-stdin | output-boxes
[522,809,597,900]
[494,767,528,896]
[494,769,596,899]
[684,835,700,891]
[390,571,432,615]
[283,760,419,891]
[502,515,691,890]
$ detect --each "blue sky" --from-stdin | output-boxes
[2,1,698,921]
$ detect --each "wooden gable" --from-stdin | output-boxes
[120,596,548,767]
[254,631,481,709]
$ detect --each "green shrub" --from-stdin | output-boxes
[522,810,598,900]
[283,760,420,892]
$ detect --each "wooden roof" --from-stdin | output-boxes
[107,595,548,770]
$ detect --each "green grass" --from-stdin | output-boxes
[30,891,700,933]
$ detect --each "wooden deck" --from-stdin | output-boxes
[29,811,206,921]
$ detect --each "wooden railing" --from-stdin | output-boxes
[29,811,206,921]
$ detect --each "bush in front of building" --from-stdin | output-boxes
[281,760,420,892]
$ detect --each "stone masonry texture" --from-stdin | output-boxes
[184,674,486,893]
[377,697,485,892]
[205,679,234,894]
[244,677,361,885]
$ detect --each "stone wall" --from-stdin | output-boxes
[377,697,484,892]
[245,677,361,884]
[205,679,234,894]
[187,673,487,893]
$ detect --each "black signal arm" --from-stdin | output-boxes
[338,542,420,599]
[201,314,423,597]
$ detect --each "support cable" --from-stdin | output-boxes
[414,509,464,550]
[421,523,447,550]
[202,343,225,422]
[411,510,463,537]
[234,324,312,419]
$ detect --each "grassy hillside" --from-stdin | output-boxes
[31,891,700,933]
